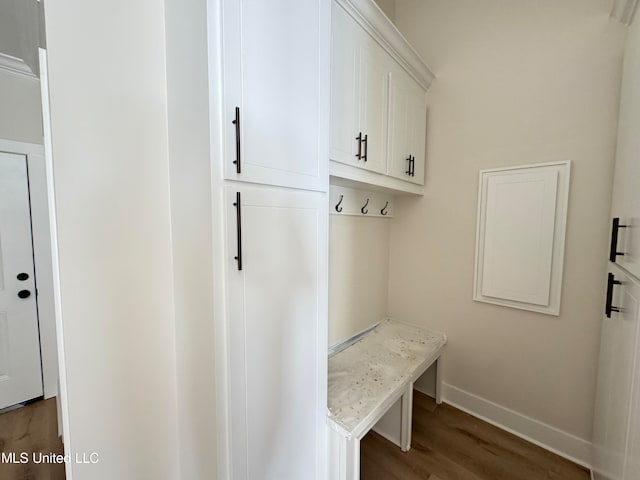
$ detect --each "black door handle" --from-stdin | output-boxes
[609,217,628,262]
[605,273,622,318]
[233,192,243,271]
[18,290,31,299]
[405,155,412,175]
[232,107,241,174]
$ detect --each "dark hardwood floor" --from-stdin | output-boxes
[361,391,590,480]
[0,398,66,480]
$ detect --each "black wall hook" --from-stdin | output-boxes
[381,201,389,216]
[335,194,344,213]
[361,198,369,215]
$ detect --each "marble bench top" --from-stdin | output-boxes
[328,319,447,438]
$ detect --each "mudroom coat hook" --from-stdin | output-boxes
[361,198,369,215]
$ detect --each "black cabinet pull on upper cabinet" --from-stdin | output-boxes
[609,217,628,262]
[405,155,415,176]
[233,192,243,271]
[606,272,622,318]
[232,107,241,174]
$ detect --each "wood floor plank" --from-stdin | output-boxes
[362,391,589,480]
[0,398,66,480]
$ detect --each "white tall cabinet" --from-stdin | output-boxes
[592,16,640,480]
[209,1,330,479]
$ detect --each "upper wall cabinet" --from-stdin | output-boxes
[221,0,328,192]
[329,0,434,195]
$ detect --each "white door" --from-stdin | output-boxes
[0,151,43,409]
[388,67,427,184]
[592,265,640,480]
[225,185,327,480]
[221,0,327,191]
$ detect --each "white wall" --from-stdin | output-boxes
[0,70,42,143]
[329,215,390,346]
[0,0,41,75]
[0,0,43,144]
[390,0,625,447]
[374,0,396,22]
[164,0,217,477]
[43,1,180,478]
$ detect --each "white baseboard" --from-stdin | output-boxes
[442,383,592,469]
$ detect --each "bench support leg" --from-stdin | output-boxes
[329,428,360,480]
[400,383,413,452]
[346,436,360,480]
[435,356,444,405]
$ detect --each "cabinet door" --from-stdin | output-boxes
[222,0,327,191]
[225,185,327,480]
[592,266,640,480]
[625,340,640,479]
[610,21,640,279]
[387,68,427,185]
[330,4,360,168]
[357,38,389,175]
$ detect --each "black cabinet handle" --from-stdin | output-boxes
[17,273,29,281]
[233,192,242,271]
[405,155,415,176]
[362,134,368,162]
[606,272,622,318]
[232,107,241,174]
[355,133,362,160]
[609,217,628,262]
[18,290,31,299]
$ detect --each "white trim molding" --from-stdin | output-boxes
[611,0,639,25]
[442,383,593,469]
[335,0,435,90]
[0,53,37,78]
